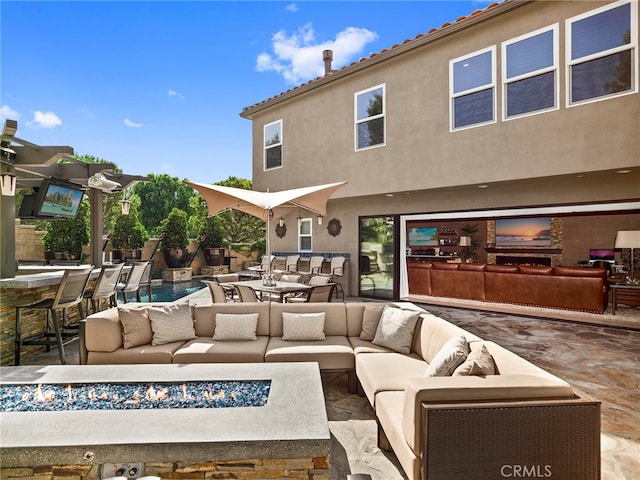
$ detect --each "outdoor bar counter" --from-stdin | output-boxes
[0,267,106,366]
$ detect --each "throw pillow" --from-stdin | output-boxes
[282,312,326,341]
[147,303,197,346]
[359,304,386,341]
[424,335,469,377]
[371,305,420,354]
[213,313,259,341]
[118,305,153,349]
[453,344,496,376]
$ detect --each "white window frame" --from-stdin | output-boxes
[502,24,559,121]
[354,83,386,151]
[263,119,283,171]
[298,217,312,252]
[566,0,638,107]
[449,46,497,131]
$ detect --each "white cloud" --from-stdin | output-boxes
[0,105,20,121]
[124,118,143,128]
[285,3,297,13]
[32,111,62,128]
[256,23,378,84]
[168,89,185,99]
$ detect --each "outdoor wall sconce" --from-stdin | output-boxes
[317,215,324,225]
[0,172,16,196]
[279,217,285,227]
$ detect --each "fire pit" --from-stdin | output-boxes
[0,363,330,479]
[1,380,270,412]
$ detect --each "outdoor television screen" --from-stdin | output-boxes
[495,217,551,246]
[35,180,84,219]
[408,226,439,246]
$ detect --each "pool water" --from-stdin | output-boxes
[132,279,206,303]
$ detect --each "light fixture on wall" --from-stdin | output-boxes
[0,172,16,196]
[615,230,640,281]
[120,198,131,215]
[317,215,324,225]
[279,217,284,227]
[297,208,302,227]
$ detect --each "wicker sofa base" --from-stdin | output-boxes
[419,394,600,480]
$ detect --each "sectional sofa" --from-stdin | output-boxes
[407,262,609,313]
[80,301,600,480]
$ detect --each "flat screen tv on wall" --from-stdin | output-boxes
[35,179,84,219]
[495,217,551,246]
[408,226,439,246]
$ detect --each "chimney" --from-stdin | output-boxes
[323,49,333,74]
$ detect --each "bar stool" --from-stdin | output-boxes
[116,261,148,303]
[15,266,93,365]
[82,263,124,315]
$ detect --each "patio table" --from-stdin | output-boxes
[230,279,312,302]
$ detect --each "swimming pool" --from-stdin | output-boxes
[132,279,206,303]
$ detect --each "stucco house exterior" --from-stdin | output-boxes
[240,0,640,300]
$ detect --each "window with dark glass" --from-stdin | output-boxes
[450,47,496,130]
[298,218,312,252]
[503,25,558,119]
[567,1,637,105]
[264,120,282,170]
[355,84,385,150]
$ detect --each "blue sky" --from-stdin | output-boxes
[1,1,490,184]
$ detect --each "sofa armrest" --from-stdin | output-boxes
[84,307,124,353]
[401,374,573,455]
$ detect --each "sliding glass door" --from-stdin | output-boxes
[359,215,397,299]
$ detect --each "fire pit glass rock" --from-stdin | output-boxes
[0,380,270,412]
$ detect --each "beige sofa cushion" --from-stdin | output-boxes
[282,312,326,341]
[87,341,185,365]
[85,307,124,352]
[213,313,259,341]
[359,304,386,340]
[412,312,481,363]
[453,343,496,376]
[356,352,426,407]
[372,305,421,354]
[423,335,469,377]
[118,305,153,349]
[173,337,269,364]
[147,304,197,345]
[270,302,348,336]
[265,336,354,370]
[192,302,270,337]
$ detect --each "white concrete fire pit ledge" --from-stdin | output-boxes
[0,362,330,472]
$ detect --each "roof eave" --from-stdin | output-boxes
[240,0,531,119]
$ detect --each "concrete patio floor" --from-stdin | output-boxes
[11,291,640,480]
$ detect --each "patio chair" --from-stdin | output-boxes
[360,255,377,293]
[280,274,303,283]
[136,259,154,302]
[297,256,325,275]
[82,263,124,315]
[319,256,346,300]
[203,280,228,303]
[287,283,335,303]
[211,273,240,301]
[274,255,300,275]
[235,284,261,302]
[116,261,148,303]
[15,265,93,365]
[248,255,274,276]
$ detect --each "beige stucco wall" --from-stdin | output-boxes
[249,0,638,200]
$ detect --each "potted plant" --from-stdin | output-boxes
[160,208,190,268]
[41,199,90,262]
[110,211,149,262]
[200,216,225,266]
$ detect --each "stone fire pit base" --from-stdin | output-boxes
[1,363,330,480]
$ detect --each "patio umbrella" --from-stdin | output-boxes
[183,180,347,274]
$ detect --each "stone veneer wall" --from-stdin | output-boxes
[0,456,330,480]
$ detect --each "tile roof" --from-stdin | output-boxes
[241,1,507,115]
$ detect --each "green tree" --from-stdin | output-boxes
[133,174,195,236]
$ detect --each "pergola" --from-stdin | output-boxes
[0,119,148,278]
